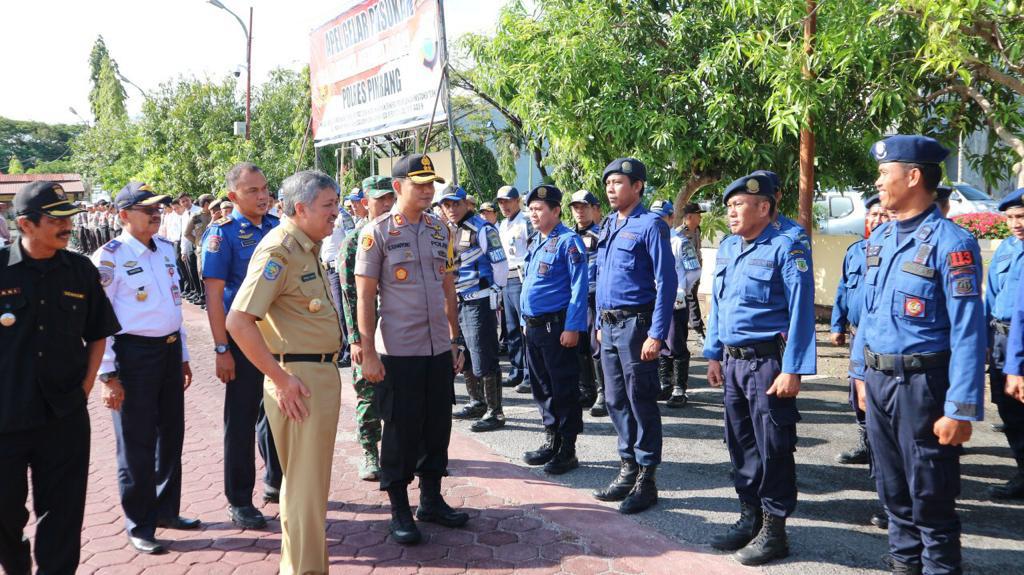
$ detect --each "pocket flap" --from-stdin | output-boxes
[748,265,774,281]
[389,249,417,264]
[897,279,936,300]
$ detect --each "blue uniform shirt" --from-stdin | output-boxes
[703,225,817,374]
[831,239,867,333]
[200,210,279,312]
[595,203,677,340]
[520,222,589,332]
[775,214,811,250]
[452,213,508,296]
[996,238,1024,375]
[575,222,601,295]
[850,205,986,421]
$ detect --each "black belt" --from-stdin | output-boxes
[274,353,338,364]
[600,305,655,325]
[525,310,566,328]
[725,340,780,360]
[992,320,1011,336]
[115,331,180,345]
[864,347,950,372]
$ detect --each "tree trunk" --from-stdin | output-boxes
[672,171,720,226]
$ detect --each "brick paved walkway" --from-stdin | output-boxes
[33,306,752,574]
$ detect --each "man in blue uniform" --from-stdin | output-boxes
[704,173,816,566]
[750,170,811,251]
[850,135,985,575]
[989,188,1024,500]
[569,190,605,414]
[592,158,676,515]
[520,185,589,475]
[201,162,283,528]
[441,186,509,432]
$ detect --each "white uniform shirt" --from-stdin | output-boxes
[498,209,532,273]
[320,208,356,268]
[91,231,190,374]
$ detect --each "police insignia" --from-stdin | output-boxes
[99,267,113,287]
[745,178,760,193]
[52,184,66,199]
[394,214,405,226]
[872,141,887,160]
[213,216,231,226]
[904,296,925,317]
[487,229,502,249]
[395,267,408,281]
[951,273,978,297]
[0,288,21,297]
[100,260,115,268]
[622,161,632,174]
[124,260,138,268]
[361,235,375,251]
[263,260,283,281]
[421,156,433,171]
[207,235,222,253]
[389,229,401,236]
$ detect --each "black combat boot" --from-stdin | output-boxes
[453,372,486,419]
[666,357,689,408]
[734,510,789,566]
[524,427,560,466]
[578,352,597,408]
[543,435,579,475]
[471,374,505,432]
[590,358,608,416]
[415,476,469,528]
[882,554,923,575]
[619,465,657,514]
[387,487,421,545]
[657,356,673,400]
[593,459,638,501]
[836,426,870,464]
[710,502,763,551]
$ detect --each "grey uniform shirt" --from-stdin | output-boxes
[354,208,453,357]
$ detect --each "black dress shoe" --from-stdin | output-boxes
[157,516,202,530]
[128,536,166,555]
[870,511,889,529]
[229,505,267,529]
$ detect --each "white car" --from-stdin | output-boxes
[948,183,999,217]
[815,190,867,236]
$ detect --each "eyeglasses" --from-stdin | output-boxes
[130,206,163,216]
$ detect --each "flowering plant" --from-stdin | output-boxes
[951,212,1010,239]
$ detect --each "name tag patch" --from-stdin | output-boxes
[127,267,144,276]
[301,272,316,282]
[901,261,935,279]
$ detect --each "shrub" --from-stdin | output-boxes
[951,212,1010,240]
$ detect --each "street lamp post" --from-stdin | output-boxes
[207,0,252,140]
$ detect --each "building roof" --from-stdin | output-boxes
[0,173,86,202]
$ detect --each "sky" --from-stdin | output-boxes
[0,0,507,125]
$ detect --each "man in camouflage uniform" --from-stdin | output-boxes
[338,176,396,480]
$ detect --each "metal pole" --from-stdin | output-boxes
[245,6,252,140]
[436,0,458,184]
[798,0,816,236]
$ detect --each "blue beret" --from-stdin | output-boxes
[603,158,647,183]
[722,174,776,205]
[750,170,781,193]
[935,185,953,202]
[871,135,949,165]
[864,194,882,209]
[496,185,520,200]
[650,199,674,217]
[999,188,1024,211]
[439,185,467,202]
[569,190,599,206]
[524,184,562,205]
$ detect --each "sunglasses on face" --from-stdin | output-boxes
[130,206,163,216]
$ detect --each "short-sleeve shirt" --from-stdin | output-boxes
[201,210,279,311]
[230,219,341,354]
[0,241,121,432]
[354,208,453,357]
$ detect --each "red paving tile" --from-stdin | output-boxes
[15,307,754,574]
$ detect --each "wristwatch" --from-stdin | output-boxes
[99,371,119,383]
[214,343,230,354]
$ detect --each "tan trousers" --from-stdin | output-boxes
[264,362,341,575]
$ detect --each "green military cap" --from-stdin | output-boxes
[361,176,395,199]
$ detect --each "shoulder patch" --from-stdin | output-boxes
[948,250,974,268]
[361,234,375,251]
[485,227,502,249]
[263,259,283,281]
[102,240,121,253]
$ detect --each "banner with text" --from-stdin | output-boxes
[310,0,445,146]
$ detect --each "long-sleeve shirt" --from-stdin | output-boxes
[831,239,867,333]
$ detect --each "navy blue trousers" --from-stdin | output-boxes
[111,335,185,539]
[600,314,662,466]
[224,336,282,507]
[723,354,799,518]
[989,330,1024,467]
[459,297,500,379]
[503,277,529,385]
[865,365,962,575]
[526,316,583,439]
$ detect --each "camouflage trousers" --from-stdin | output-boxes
[351,366,381,450]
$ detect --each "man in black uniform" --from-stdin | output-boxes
[0,181,121,575]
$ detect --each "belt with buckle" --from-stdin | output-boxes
[600,305,655,325]
[724,340,780,360]
[524,310,566,328]
[992,319,1011,336]
[275,353,339,364]
[115,331,180,345]
[864,347,950,372]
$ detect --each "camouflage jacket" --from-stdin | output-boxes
[336,220,368,344]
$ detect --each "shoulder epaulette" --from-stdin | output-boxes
[281,233,296,253]
[211,216,233,227]
[155,236,174,245]
[102,239,122,253]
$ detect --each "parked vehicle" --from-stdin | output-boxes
[948,183,999,217]
[814,189,867,236]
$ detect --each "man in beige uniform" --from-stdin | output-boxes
[226,171,343,575]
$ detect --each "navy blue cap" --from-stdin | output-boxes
[650,199,674,217]
[115,182,171,210]
[750,170,781,194]
[439,185,467,202]
[722,174,776,205]
[524,184,562,205]
[602,158,647,183]
[999,188,1024,211]
[935,185,953,202]
[871,135,949,165]
[346,188,365,202]
[864,194,882,209]
[569,190,599,206]
[495,185,520,200]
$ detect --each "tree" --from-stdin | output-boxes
[250,67,315,190]
[7,156,24,174]
[456,138,504,199]
[0,116,84,171]
[88,36,128,124]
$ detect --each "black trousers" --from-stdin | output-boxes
[111,334,185,539]
[183,250,203,298]
[377,352,455,491]
[224,337,282,506]
[526,317,583,439]
[0,407,90,575]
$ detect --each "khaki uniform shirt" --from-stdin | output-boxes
[231,219,341,354]
[354,208,453,357]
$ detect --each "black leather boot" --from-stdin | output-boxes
[454,372,486,419]
[543,435,579,475]
[710,502,762,551]
[666,357,689,408]
[578,348,597,408]
[590,357,608,416]
[657,356,673,400]
[415,476,468,528]
[593,459,638,501]
[836,426,870,464]
[619,465,657,514]
[734,510,789,565]
[387,487,421,545]
[471,374,505,432]
[524,427,560,466]
[882,553,923,575]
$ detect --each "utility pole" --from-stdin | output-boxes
[208,1,252,140]
[437,0,458,184]
[798,0,817,236]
